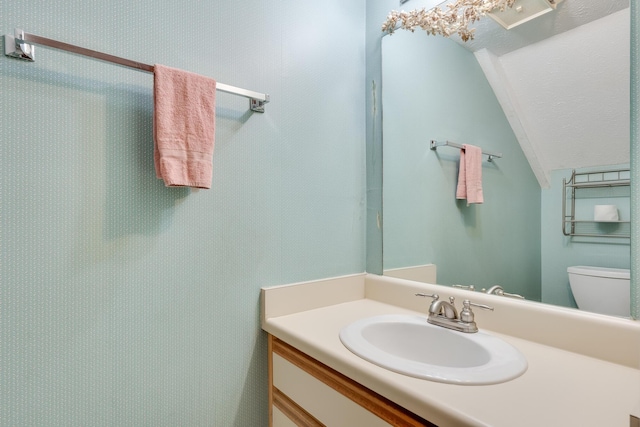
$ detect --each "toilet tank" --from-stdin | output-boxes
[567,266,630,317]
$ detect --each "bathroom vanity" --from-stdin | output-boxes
[262,274,640,426]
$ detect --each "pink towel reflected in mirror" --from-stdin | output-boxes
[456,144,484,206]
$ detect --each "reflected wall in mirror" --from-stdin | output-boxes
[381,2,631,315]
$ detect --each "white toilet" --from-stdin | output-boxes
[567,266,630,317]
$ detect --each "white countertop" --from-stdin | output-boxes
[262,273,640,427]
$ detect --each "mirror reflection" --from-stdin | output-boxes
[381,1,631,316]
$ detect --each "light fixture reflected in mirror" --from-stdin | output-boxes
[488,0,563,29]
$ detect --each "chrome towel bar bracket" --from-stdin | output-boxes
[4,29,35,61]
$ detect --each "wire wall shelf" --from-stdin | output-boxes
[562,168,630,239]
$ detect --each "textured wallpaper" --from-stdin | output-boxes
[381,31,541,301]
[0,1,366,425]
[631,0,639,319]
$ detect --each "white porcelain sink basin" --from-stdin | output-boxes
[339,314,527,385]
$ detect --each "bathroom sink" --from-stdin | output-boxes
[339,314,527,385]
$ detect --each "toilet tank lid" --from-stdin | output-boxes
[567,265,630,279]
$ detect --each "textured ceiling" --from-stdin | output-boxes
[462,0,630,55]
[396,0,631,187]
[463,0,631,187]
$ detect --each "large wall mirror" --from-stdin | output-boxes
[380,0,634,317]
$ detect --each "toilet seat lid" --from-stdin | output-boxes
[567,265,630,280]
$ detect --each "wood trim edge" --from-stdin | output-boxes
[268,334,274,427]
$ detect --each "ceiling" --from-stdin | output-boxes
[461,0,630,55]
[455,0,631,187]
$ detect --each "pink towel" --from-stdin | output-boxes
[154,64,216,188]
[456,144,484,206]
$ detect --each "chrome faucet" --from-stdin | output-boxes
[427,295,458,319]
[415,293,493,333]
[482,285,525,299]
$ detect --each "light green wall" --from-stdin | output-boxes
[541,167,631,308]
[0,1,365,425]
[631,0,639,319]
[381,31,541,300]
[365,4,384,274]
[364,0,447,277]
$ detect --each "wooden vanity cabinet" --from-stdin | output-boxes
[267,335,435,427]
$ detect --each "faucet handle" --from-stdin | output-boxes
[501,291,525,299]
[466,300,494,311]
[415,293,438,301]
[481,286,525,299]
[459,300,494,325]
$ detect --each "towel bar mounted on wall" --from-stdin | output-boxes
[430,140,503,162]
[4,28,270,113]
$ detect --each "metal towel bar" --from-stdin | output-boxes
[4,28,270,113]
[430,140,502,162]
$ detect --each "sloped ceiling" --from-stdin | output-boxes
[456,0,630,188]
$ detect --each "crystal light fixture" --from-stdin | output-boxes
[382,0,563,41]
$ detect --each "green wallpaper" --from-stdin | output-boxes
[381,31,541,300]
[631,0,639,319]
[0,1,366,425]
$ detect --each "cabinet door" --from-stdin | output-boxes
[268,335,434,427]
[273,352,392,427]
